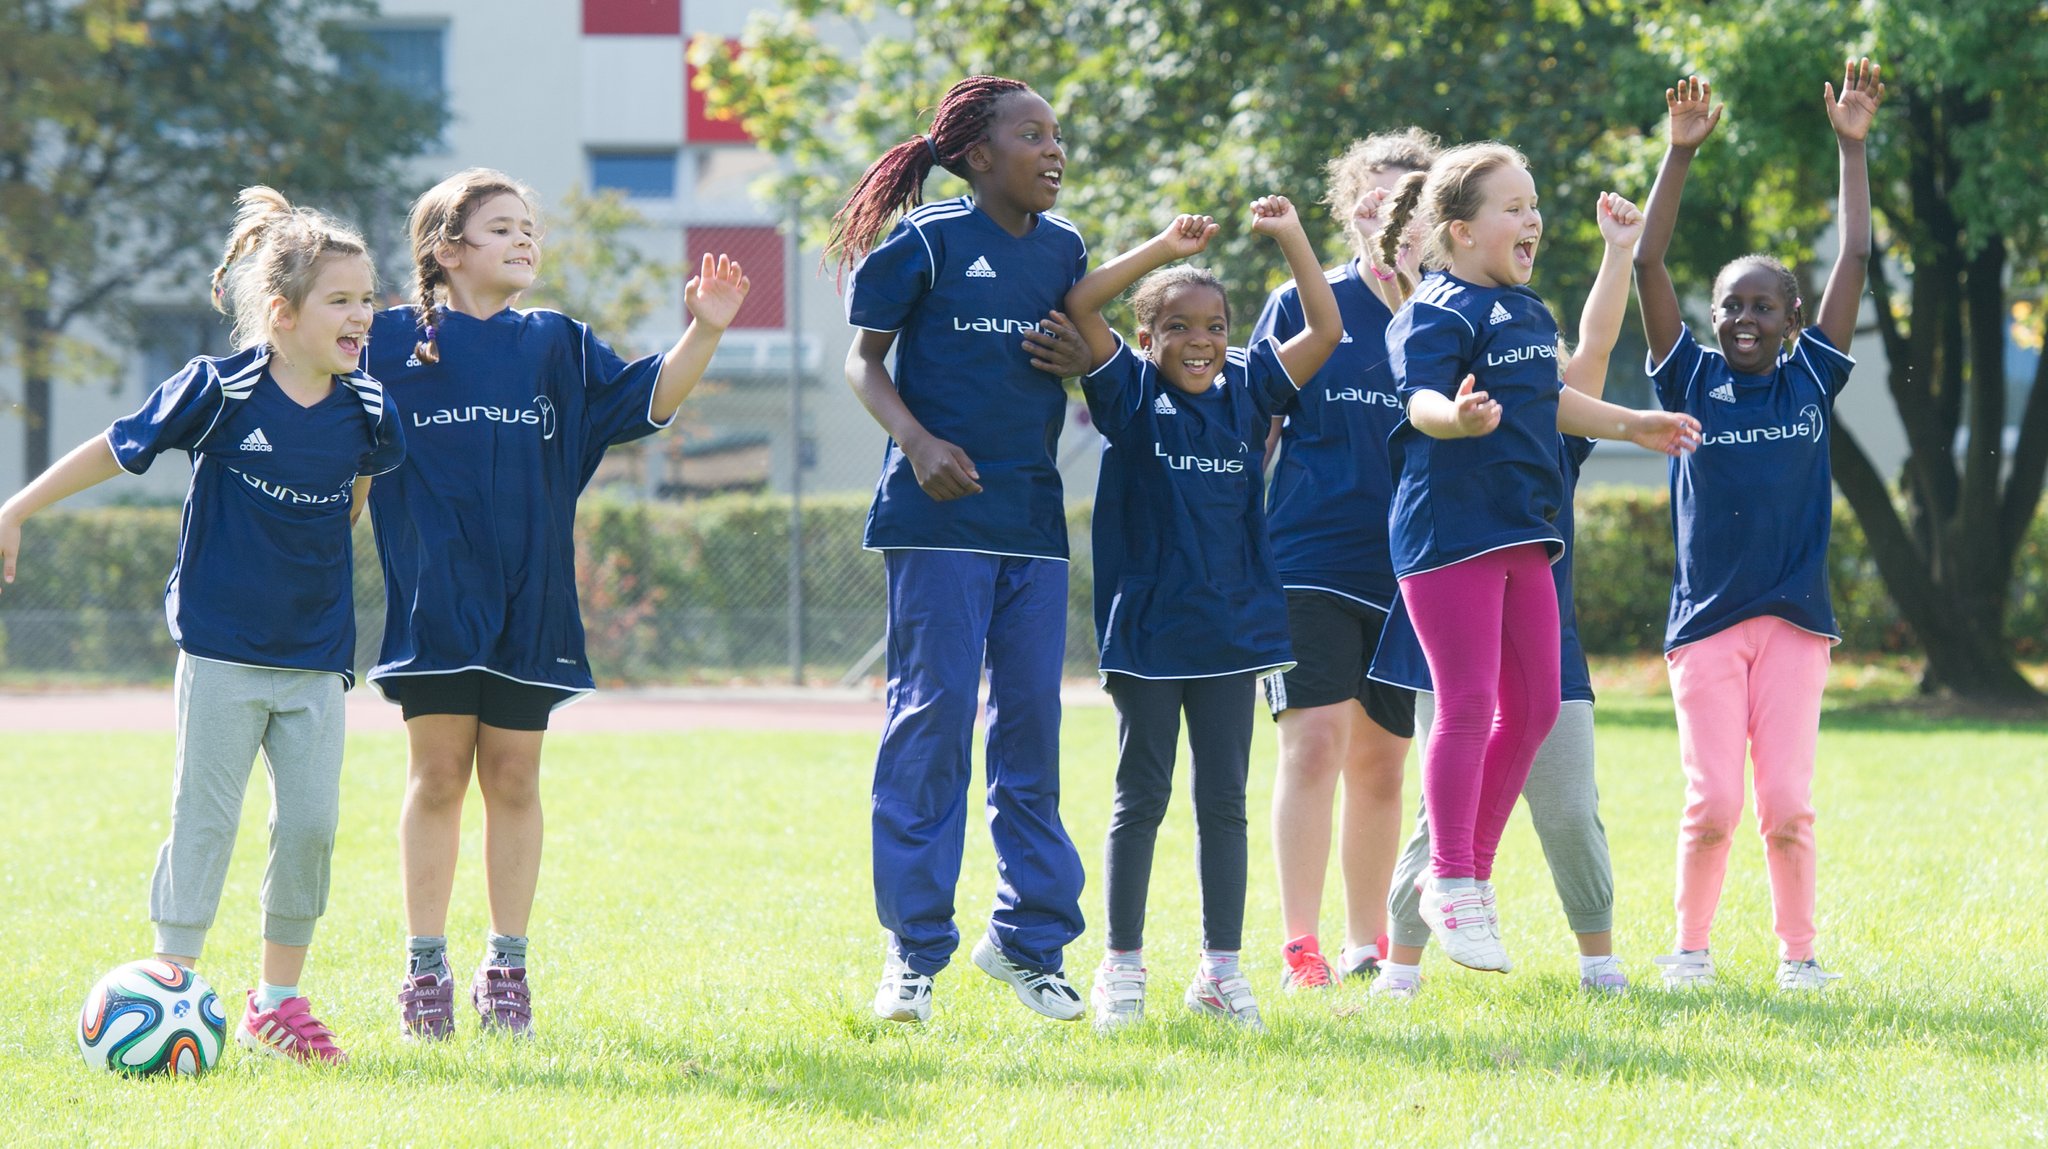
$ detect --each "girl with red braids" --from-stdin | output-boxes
[834,75,1097,1024]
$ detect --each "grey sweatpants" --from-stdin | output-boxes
[150,654,346,957]
[1388,696,1613,948]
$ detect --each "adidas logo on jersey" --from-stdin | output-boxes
[1340,332,1355,343]
[1709,381,1737,403]
[240,428,274,453]
[965,255,997,278]
[1153,393,1177,415]
[1489,301,1513,326]
[405,352,423,368]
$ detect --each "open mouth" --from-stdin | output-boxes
[1731,332,1759,353]
[337,335,364,357]
[1180,356,1215,378]
[1040,169,1062,191]
[1514,238,1538,267]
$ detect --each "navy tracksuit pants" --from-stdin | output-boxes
[871,549,1086,976]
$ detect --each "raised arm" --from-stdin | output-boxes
[1249,195,1342,385]
[1813,57,1884,351]
[651,253,751,423]
[0,435,127,593]
[1564,192,1646,398]
[1635,76,1723,364]
[1064,214,1219,370]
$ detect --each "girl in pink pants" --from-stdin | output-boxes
[1635,63,1883,991]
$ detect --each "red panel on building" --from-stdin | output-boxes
[687,226,784,329]
[687,42,752,143]
[583,0,680,36]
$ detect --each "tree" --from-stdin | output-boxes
[0,0,443,484]
[1640,0,2047,702]
[697,0,2046,702]
[519,188,687,361]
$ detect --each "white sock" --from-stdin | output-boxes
[1380,960,1421,981]
[1579,954,1618,975]
[254,981,299,1011]
[1200,949,1240,979]
[1105,947,1143,969]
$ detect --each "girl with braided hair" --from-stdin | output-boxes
[837,75,1099,1025]
[366,168,749,1038]
[1,187,403,1063]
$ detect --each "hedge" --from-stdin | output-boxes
[1,489,2040,682]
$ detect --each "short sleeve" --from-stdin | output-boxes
[1251,285,1303,349]
[363,389,408,477]
[1792,325,1856,400]
[1240,337,1301,422]
[1564,435,1596,468]
[1646,324,1708,412]
[1389,300,1474,403]
[105,359,225,474]
[1078,335,1148,437]
[576,321,667,452]
[846,219,934,333]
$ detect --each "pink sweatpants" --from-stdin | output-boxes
[1400,543,1561,881]
[1666,615,1831,960]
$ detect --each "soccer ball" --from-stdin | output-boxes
[78,959,227,1076]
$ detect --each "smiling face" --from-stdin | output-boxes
[1137,282,1232,395]
[969,91,1066,219]
[1448,163,1542,288]
[270,254,377,376]
[1712,262,1797,373]
[441,191,540,299]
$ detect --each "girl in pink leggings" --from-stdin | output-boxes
[1634,64,1882,991]
[1381,144,1697,972]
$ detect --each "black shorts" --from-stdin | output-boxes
[387,670,576,732]
[1261,589,1417,738]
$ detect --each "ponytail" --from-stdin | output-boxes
[826,74,1032,278]
[210,186,370,351]
[1379,170,1429,303]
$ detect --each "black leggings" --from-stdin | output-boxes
[1102,671,1255,951]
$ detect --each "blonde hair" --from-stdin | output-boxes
[404,167,542,364]
[1379,142,1529,301]
[209,187,371,351]
[1323,128,1442,259]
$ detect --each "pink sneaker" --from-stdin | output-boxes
[1280,935,1341,991]
[471,965,533,1036]
[237,995,347,1064]
[399,972,456,1040]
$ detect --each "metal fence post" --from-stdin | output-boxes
[786,194,805,685]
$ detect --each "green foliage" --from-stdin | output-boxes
[520,189,687,361]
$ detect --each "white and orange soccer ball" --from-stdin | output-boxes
[78,959,227,1076]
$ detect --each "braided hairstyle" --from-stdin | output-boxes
[827,75,1033,278]
[1324,127,1441,261]
[404,168,541,364]
[209,187,371,351]
[1378,142,1528,303]
[1714,254,1805,342]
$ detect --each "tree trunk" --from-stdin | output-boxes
[18,308,55,484]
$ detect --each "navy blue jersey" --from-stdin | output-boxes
[845,196,1088,559]
[1370,435,1596,703]
[365,305,669,698]
[105,347,404,684]
[1084,336,1299,679]
[1386,271,1566,577]
[1653,324,1852,651]
[1255,260,1404,609]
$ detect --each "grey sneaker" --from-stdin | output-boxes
[398,972,455,1040]
[970,936,1084,1021]
[1090,960,1146,1031]
[1776,959,1843,992]
[471,965,533,1036]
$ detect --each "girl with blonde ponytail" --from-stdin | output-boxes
[362,168,750,1039]
[1,186,403,1064]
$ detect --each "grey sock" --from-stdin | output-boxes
[488,932,528,969]
[408,935,449,979]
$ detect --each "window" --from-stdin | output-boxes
[354,26,445,104]
[687,226,784,329]
[590,151,679,200]
[583,0,680,36]
[134,309,231,393]
[687,45,751,144]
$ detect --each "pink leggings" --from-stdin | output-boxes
[1399,543,1561,881]
[1666,615,1830,960]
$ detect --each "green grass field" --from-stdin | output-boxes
[3,687,2045,1145]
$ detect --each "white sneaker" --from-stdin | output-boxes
[1776,959,1843,992]
[1368,966,1421,1002]
[1653,949,1716,989]
[1091,960,1146,1031]
[1579,955,1630,995]
[971,936,1084,1021]
[1417,877,1510,972]
[1184,966,1264,1031]
[873,951,933,1022]
[1473,880,1512,973]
